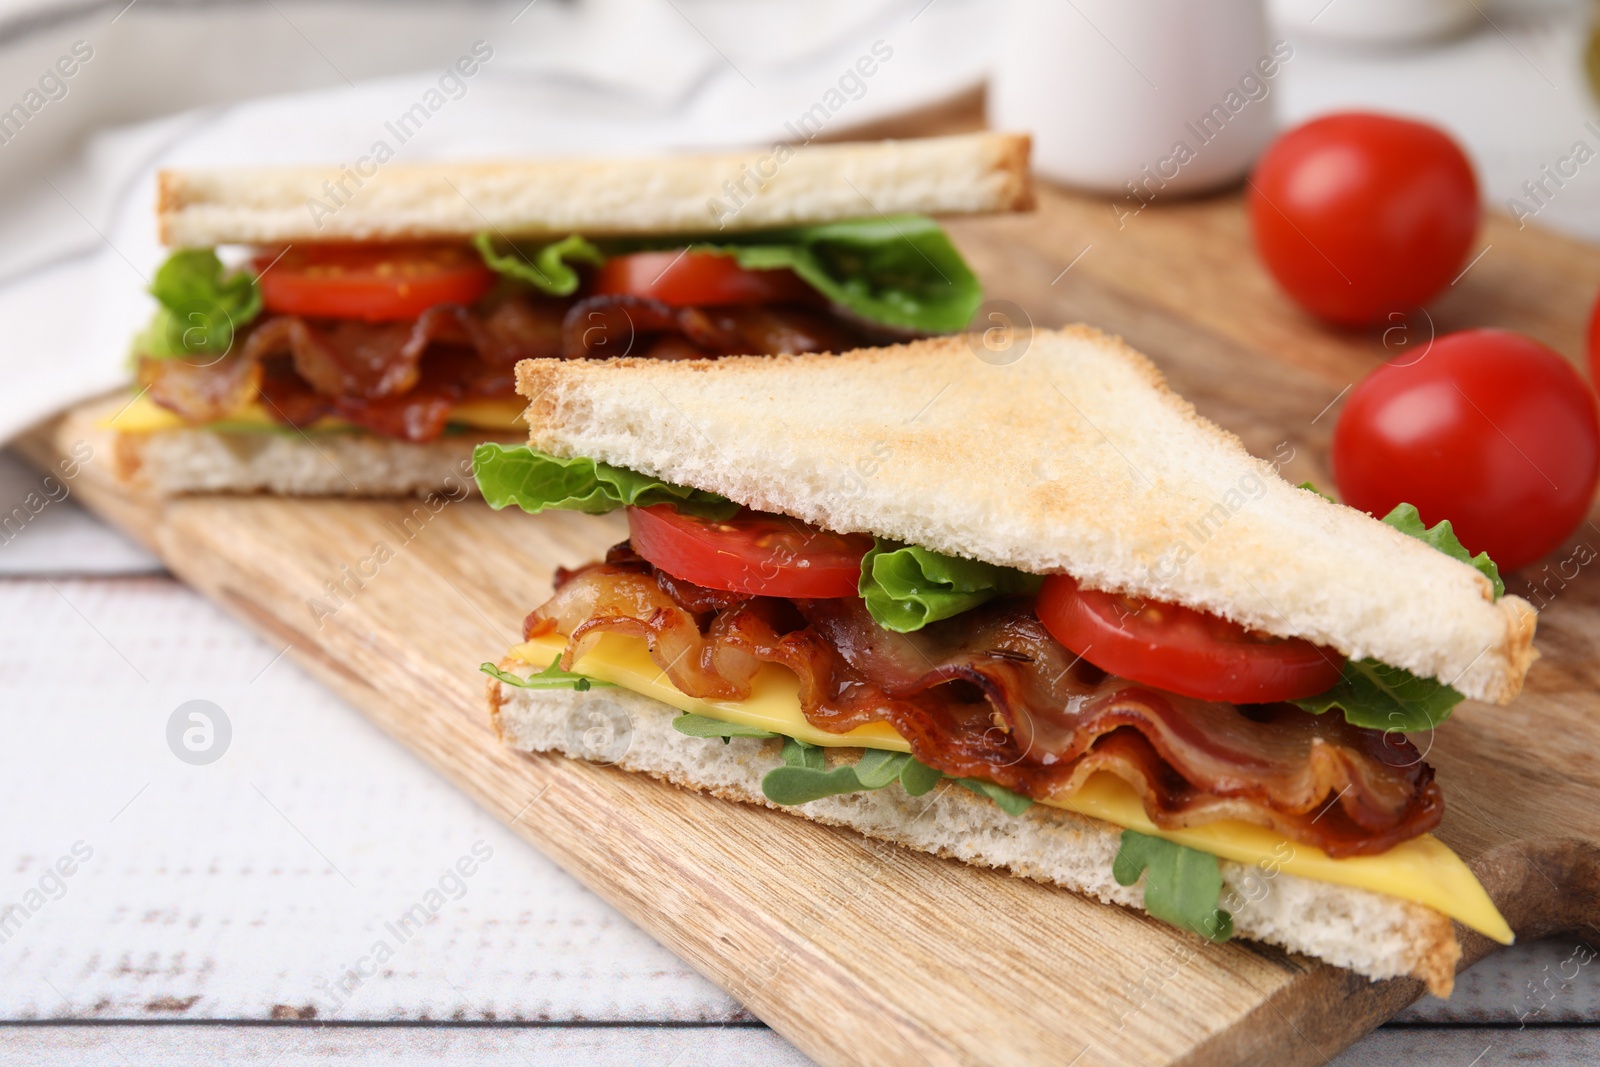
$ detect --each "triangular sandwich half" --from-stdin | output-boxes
[78,132,1030,496]
[474,326,1537,997]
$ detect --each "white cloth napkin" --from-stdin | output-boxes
[0,0,995,443]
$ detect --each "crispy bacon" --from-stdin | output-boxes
[144,288,871,440]
[531,553,1444,857]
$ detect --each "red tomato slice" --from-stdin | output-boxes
[626,504,871,598]
[1035,574,1345,704]
[255,243,495,322]
[594,251,816,306]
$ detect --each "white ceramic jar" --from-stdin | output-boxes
[987,0,1283,197]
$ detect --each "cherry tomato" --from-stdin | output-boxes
[1248,112,1480,326]
[594,251,816,307]
[256,243,495,322]
[626,505,872,598]
[1035,574,1346,704]
[1334,329,1600,572]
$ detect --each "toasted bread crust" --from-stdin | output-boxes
[491,676,1463,996]
[157,133,1033,246]
[515,327,1536,705]
[63,395,512,497]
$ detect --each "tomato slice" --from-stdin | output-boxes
[255,243,495,322]
[626,504,871,598]
[1035,574,1345,704]
[594,251,817,307]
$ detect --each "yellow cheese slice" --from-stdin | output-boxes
[103,393,526,434]
[510,631,1514,944]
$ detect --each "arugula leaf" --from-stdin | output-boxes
[1291,658,1464,731]
[1112,830,1233,942]
[1382,502,1503,597]
[672,713,778,743]
[898,758,944,797]
[475,233,604,296]
[852,748,914,788]
[955,777,1034,816]
[859,541,1044,633]
[473,444,739,520]
[1297,481,1334,502]
[137,249,263,358]
[781,736,826,771]
[480,660,610,691]
[760,743,950,806]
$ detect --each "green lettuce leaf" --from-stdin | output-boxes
[1290,500,1501,731]
[1112,830,1233,942]
[1290,659,1464,732]
[475,233,604,296]
[473,444,738,519]
[699,216,981,333]
[859,540,1043,632]
[479,660,611,691]
[1381,502,1503,597]
[671,713,778,743]
[138,249,263,358]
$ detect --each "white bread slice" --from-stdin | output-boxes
[63,395,511,497]
[158,133,1033,247]
[488,673,1462,997]
[516,326,1537,706]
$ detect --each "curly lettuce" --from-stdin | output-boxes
[858,541,1042,632]
[473,444,738,520]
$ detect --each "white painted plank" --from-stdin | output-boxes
[0,577,738,1023]
[1334,1025,1600,1067]
[0,449,162,576]
[0,1024,815,1066]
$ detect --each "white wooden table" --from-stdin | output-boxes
[0,449,1596,1066]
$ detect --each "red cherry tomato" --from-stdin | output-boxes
[256,243,495,322]
[1334,329,1600,572]
[1248,112,1480,326]
[594,251,816,307]
[1034,575,1346,704]
[625,505,871,598]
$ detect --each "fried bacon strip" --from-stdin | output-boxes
[529,550,1444,858]
[141,290,871,440]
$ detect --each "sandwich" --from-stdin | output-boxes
[79,132,1031,495]
[475,327,1537,997]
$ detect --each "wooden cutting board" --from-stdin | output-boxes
[23,158,1600,1067]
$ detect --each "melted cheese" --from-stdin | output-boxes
[104,393,526,434]
[511,631,1514,944]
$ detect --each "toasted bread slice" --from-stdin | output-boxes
[62,395,510,497]
[516,326,1537,705]
[158,132,1033,246]
[489,676,1461,997]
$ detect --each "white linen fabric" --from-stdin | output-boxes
[0,0,995,442]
